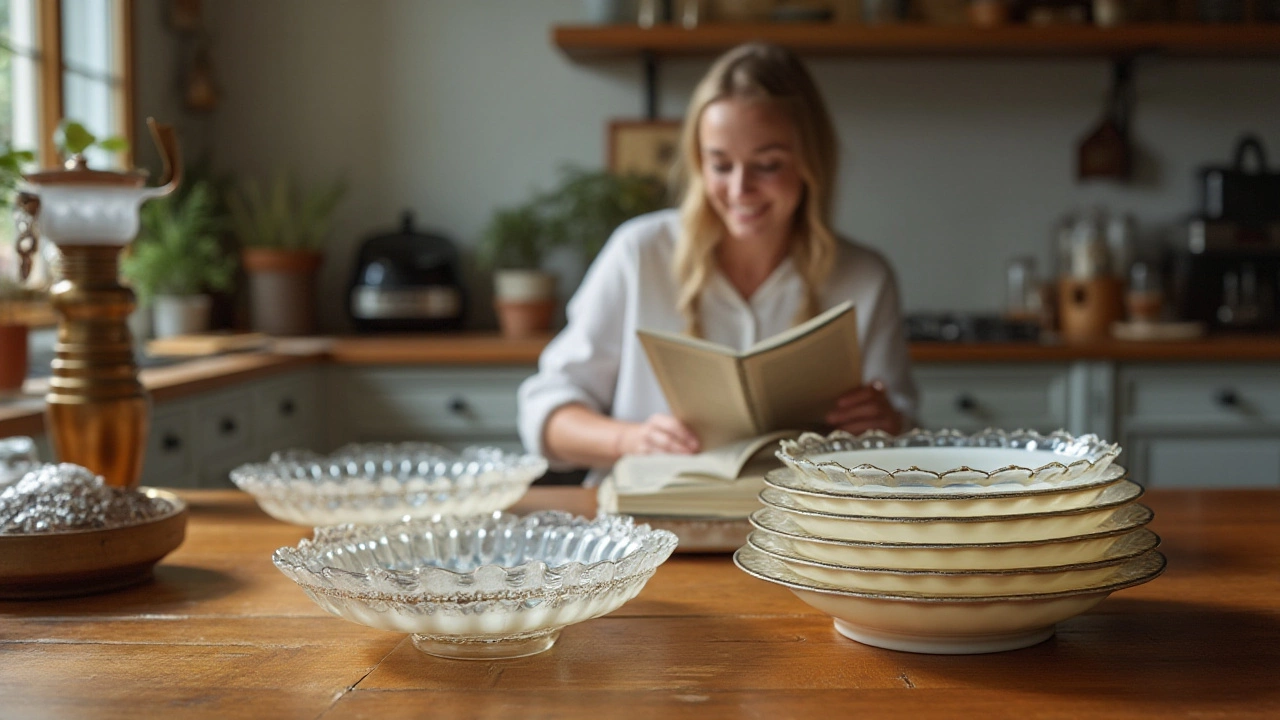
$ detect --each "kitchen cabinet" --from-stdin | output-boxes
[324,365,535,453]
[1114,363,1280,488]
[139,367,323,489]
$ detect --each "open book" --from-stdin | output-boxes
[637,301,862,450]
[598,431,795,518]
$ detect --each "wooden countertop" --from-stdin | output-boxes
[0,487,1276,719]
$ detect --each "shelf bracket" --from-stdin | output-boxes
[642,50,659,120]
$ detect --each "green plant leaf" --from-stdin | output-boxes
[96,136,129,153]
[55,121,96,156]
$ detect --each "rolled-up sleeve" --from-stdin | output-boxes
[517,232,634,467]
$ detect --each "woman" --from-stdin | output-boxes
[518,42,917,479]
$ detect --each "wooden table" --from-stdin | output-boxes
[1,488,1277,719]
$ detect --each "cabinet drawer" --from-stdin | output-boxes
[1130,435,1280,488]
[192,390,254,461]
[1119,365,1280,428]
[254,371,318,447]
[915,364,1072,433]
[334,367,533,439]
[141,405,195,488]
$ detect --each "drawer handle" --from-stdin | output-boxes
[955,394,978,413]
[219,417,238,435]
[1216,389,1240,408]
[280,398,296,417]
[161,433,182,452]
[448,397,469,415]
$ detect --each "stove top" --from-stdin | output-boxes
[905,313,1042,343]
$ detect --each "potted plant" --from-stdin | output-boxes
[121,180,235,338]
[477,167,666,339]
[0,143,36,392]
[228,173,346,336]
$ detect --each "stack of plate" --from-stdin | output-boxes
[734,429,1165,654]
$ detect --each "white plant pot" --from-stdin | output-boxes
[494,269,556,303]
[152,294,212,339]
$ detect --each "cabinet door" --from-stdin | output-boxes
[1118,364,1280,430]
[913,364,1074,434]
[328,366,534,446]
[253,369,321,454]
[1128,435,1280,488]
[139,404,196,488]
[192,388,256,488]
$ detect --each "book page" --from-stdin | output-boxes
[638,329,757,448]
[611,430,793,494]
[741,303,862,432]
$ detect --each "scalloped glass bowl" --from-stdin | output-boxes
[763,464,1129,518]
[231,443,548,526]
[777,429,1120,490]
[735,544,1166,654]
[273,511,679,659]
[0,436,38,488]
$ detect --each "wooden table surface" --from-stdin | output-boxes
[1,487,1277,719]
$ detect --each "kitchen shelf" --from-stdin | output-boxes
[552,23,1280,59]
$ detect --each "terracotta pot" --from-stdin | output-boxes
[0,324,29,392]
[494,269,556,338]
[242,248,323,336]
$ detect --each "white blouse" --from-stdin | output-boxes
[517,209,918,472]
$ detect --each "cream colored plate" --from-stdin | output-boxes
[734,545,1166,654]
[764,465,1127,517]
[749,506,1155,570]
[748,528,1161,596]
[760,482,1144,544]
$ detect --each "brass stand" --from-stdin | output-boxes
[45,245,149,489]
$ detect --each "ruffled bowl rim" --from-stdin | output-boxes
[776,429,1120,488]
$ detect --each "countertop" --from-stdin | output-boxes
[0,487,1276,719]
[4,333,1280,438]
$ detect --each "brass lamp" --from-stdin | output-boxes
[13,119,182,489]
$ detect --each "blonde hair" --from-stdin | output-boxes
[673,42,840,337]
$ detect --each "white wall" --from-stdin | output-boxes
[134,0,1280,330]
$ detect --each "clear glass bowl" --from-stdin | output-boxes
[273,511,679,659]
[0,436,38,488]
[230,443,548,526]
[776,429,1120,489]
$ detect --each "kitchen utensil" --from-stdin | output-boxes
[1076,61,1133,182]
[347,211,467,333]
[12,119,181,488]
[1198,135,1280,228]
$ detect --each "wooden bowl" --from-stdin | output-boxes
[0,488,187,599]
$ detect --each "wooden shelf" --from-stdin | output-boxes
[553,23,1280,59]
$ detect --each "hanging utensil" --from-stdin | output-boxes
[1077,60,1133,182]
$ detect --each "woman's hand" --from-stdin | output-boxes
[824,380,904,436]
[615,414,701,457]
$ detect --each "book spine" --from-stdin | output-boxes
[736,357,764,435]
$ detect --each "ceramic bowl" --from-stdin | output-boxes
[763,464,1128,518]
[734,544,1166,654]
[747,528,1160,595]
[231,443,547,526]
[273,511,678,659]
[758,481,1143,544]
[749,506,1155,570]
[776,429,1120,489]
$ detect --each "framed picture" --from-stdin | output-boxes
[608,120,683,184]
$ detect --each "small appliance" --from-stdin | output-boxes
[1173,219,1280,332]
[348,212,467,332]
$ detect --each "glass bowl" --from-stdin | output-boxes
[763,464,1128,518]
[749,506,1155,570]
[747,528,1160,595]
[777,429,1120,489]
[757,481,1144,544]
[735,544,1166,654]
[272,510,678,659]
[231,443,548,526]
[0,436,39,488]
